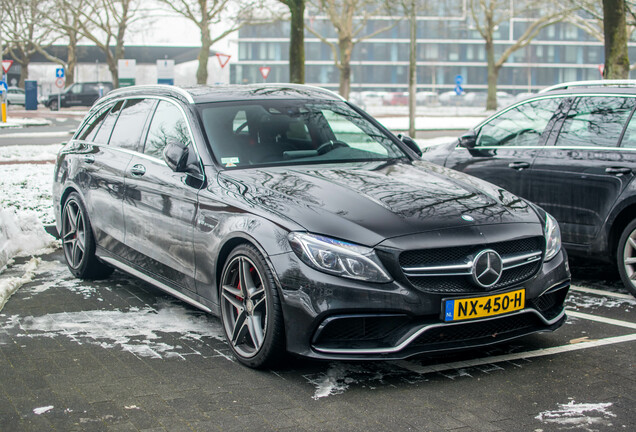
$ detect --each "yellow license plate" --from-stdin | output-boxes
[442,289,525,322]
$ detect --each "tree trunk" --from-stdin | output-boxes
[408,0,417,138]
[106,51,119,88]
[66,33,77,86]
[485,39,498,111]
[603,0,630,79]
[197,22,212,84]
[338,38,353,98]
[18,58,30,88]
[288,0,305,84]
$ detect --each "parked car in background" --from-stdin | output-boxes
[422,80,636,296]
[53,84,570,368]
[416,91,440,106]
[45,81,113,110]
[383,92,408,106]
[6,87,25,106]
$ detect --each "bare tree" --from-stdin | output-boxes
[69,0,142,87]
[157,0,260,85]
[278,0,305,83]
[469,0,568,110]
[36,0,91,86]
[306,0,395,98]
[0,0,62,87]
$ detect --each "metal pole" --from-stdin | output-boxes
[1,27,6,123]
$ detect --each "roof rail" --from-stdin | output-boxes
[106,84,195,103]
[539,80,636,93]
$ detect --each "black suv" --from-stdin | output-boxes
[53,84,569,368]
[423,81,636,296]
[46,81,113,110]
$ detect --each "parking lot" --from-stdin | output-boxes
[1,249,634,431]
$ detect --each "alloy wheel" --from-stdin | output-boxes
[220,255,268,358]
[622,228,636,290]
[62,199,86,270]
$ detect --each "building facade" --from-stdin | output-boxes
[231,1,636,94]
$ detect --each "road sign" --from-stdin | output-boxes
[56,67,65,78]
[454,85,463,96]
[55,77,65,88]
[455,75,464,86]
[1,60,13,74]
[259,66,271,80]
[0,81,7,92]
[216,53,231,69]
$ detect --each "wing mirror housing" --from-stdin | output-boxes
[459,130,477,149]
[397,134,422,157]
[163,140,189,172]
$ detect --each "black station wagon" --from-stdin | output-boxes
[423,81,636,297]
[53,84,570,368]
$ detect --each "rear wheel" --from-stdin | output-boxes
[219,244,285,368]
[49,99,59,111]
[616,219,636,297]
[61,193,113,279]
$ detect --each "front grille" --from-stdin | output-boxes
[410,313,540,347]
[400,237,544,294]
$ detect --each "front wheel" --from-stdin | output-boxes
[616,219,636,297]
[61,193,113,279]
[219,244,285,368]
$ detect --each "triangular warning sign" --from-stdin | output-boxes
[216,53,231,69]
[259,66,271,80]
[1,60,13,74]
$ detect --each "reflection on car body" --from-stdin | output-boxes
[53,84,570,368]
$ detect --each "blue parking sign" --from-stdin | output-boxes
[455,75,464,85]
[56,68,65,78]
[454,85,463,95]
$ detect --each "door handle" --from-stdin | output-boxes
[130,164,146,177]
[83,155,95,164]
[508,161,530,170]
[605,167,632,175]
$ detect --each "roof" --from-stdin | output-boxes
[103,84,345,105]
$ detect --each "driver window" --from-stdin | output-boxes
[476,98,561,147]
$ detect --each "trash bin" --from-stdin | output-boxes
[25,80,38,110]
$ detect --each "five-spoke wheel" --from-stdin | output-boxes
[617,220,636,297]
[220,245,284,367]
[61,193,112,279]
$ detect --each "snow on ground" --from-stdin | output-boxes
[535,401,616,430]
[0,145,60,310]
[0,117,51,128]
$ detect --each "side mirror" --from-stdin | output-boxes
[459,130,477,149]
[163,140,189,172]
[397,134,423,157]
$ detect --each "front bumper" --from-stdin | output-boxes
[270,246,570,361]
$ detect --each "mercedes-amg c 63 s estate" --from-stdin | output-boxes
[53,84,570,368]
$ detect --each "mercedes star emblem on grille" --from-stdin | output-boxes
[471,249,503,288]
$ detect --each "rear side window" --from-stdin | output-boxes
[144,101,191,159]
[556,96,636,148]
[78,103,115,141]
[93,100,124,145]
[477,98,561,147]
[109,98,156,151]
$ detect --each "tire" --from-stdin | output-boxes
[616,219,636,297]
[49,100,59,111]
[219,244,285,368]
[61,193,113,279]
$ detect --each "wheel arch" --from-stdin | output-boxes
[608,201,636,261]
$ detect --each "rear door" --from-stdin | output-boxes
[444,97,563,198]
[528,95,636,246]
[122,99,202,293]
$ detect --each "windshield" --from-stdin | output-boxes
[197,100,407,168]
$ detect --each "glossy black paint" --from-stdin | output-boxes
[423,88,636,263]
[53,84,570,361]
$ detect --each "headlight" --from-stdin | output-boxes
[288,232,392,283]
[544,213,562,261]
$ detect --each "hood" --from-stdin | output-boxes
[217,160,541,246]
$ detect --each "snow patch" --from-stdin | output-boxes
[566,293,636,310]
[33,405,54,415]
[0,117,50,128]
[536,401,616,430]
[0,206,58,271]
[0,257,41,312]
[0,144,61,162]
[0,164,57,224]
[1,303,225,360]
